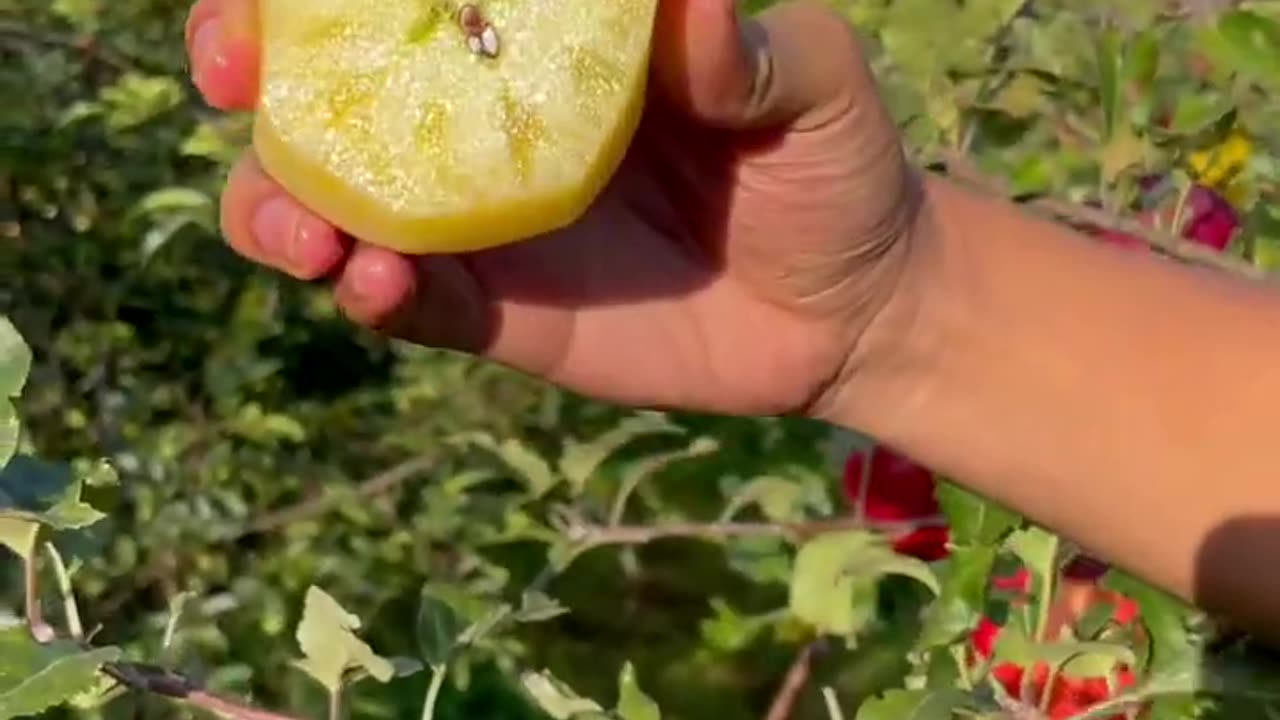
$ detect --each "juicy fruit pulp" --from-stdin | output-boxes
[253,0,659,254]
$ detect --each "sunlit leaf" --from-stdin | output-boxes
[293,586,395,693]
[0,626,120,720]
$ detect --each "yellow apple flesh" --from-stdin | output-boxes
[253,0,658,254]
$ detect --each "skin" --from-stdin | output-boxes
[189,0,1280,643]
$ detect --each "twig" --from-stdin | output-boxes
[23,541,55,643]
[0,20,140,73]
[765,641,822,720]
[572,514,947,548]
[44,542,84,640]
[935,150,1270,280]
[97,454,437,617]
[243,453,436,535]
[102,662,306,720]
[820,687,846,720]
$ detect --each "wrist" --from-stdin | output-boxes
[807,172,965,446]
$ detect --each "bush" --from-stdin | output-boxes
[4,1,1280,719]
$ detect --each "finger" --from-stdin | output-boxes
[186,0,260,110]
[652,0,869,131]
[334,246,492,354]
[220,152,349,280]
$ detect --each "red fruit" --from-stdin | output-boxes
[1063,555,1111,581]
[992,568,1033,595]
[972,616,1002,659]
[1181,185,1239,251]
[1113,596,1140,625]
[841,447,949,561]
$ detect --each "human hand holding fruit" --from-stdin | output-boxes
[186,0,920,417]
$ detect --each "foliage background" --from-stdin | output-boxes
[5,0,1280,719]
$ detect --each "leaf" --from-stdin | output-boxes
[1064,652,1280,720]
[853,688,971,720]
[992,621,1135,677]
[616,662,661,720]
[916,545,998,650]
[514,591,570,624]
[416,588,464,666]
[1101,569,1198,675]
[0,318,31,400]
[520,670,605,720]
[0,456,108,558]
[0,626,121,720]
[698,598,773,654]
[720,476,806,523]
[557,413,682,492]
[1006,526,1060,639]
[935,481,1021,546]
[293,586,395,693]
[457,433,559,497]
[1096,27,1123,140]
[789,530,939,638]
[0,401,17,471]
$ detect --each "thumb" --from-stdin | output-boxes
[651,0,874,131]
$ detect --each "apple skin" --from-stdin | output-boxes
[840,447,950,561]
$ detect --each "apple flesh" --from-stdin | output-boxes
[253,0,659,254]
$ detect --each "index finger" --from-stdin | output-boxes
[185,0,261,111]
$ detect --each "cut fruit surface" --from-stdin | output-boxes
[253,0,659,254]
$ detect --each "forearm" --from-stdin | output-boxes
[831,174,1280,641]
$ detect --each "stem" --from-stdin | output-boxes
[420,664,447,720]
[23,536,54,643]
[328,687,343,720]
[852,447,875,525]
[42,542,83,640]
[820,687,846,720]
[576,515,945,548]
[764,642,819,720]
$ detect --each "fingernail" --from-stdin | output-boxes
[251,196,297,266]
[190,19,225,81]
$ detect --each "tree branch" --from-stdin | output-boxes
[765,641,823,720]
[572,514,946,548]
[243,453,436,536]
[935,150,1271,281]
[103,662,306,720]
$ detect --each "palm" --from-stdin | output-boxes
[453,96,908,415]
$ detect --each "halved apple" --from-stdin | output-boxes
[253,0,659,254]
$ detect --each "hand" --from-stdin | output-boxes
[186,0,921,416]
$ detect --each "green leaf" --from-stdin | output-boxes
[916,545,998,650]
[0,626,121,720]
[698,598,773,654]
[557,413,682,492]
[1064,652,1280,720]
[457,433,559,497]
[720,476,806,523]
[520,670,605,720]
[992,621,1135,677]
[0,456,108,557]
[1005,526,1059,621]
[853,688,972,720]
[935,481,1021,546]
[0,318,31,400]
[293,586,395,693]
[616,662,661,720]
[789,530,939,638]
[1096,27,1123,140]
[514,591,570,624]
[416,588,464,666]
[0,401,17,471]
[1101,569,1198,675]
